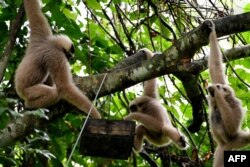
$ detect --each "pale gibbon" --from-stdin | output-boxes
[15,0,101,119]
[207,20,250,167]
[124,48,188,152]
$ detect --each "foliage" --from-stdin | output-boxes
[0,0,250,166]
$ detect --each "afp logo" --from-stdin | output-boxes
[224,151,250,167]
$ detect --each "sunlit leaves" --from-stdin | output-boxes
[85,0,102,10]
[62,8,77,20]
[244,3,250,12]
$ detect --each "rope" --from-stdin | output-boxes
[66,73,108,166]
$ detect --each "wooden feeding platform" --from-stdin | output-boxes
[80,119,136,159]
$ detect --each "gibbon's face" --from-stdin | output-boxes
[129,96,151,113]
[208,84,233,98]
[63,44,75,60]
[52,35,75,60]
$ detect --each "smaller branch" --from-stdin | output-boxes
[129,14,171,42]
[187,44,250,74]
[0,4,25,82]
[146,5,156,51]
[82,1,126,53]
[115,5,136,52]
[201,98,215,153]
[100,5,128,53]
[139,150,159,167]
[146,0,177,40]
[223,52,250,88]
[168,75,190,102]
[185,0,205,19]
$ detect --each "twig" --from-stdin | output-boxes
[82,1,127,53]
[139,150,159,167]
[0,4,25,82]
[146,0,177,40]
[115,5,136,52]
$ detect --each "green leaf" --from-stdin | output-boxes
[63,8,77,20]
[106,44,123,54]
[86,0,102,10]
[244,3,250,12]
[0,108,10,129]
[112,0,121,4]
[242,31,250,43]
[0,7,16,21]
[95,36,109,49]
[25,109,49,120]
[0,22,8,42]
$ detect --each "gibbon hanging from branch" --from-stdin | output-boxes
[15,0,101,119]
[207,20,250,167]
[124,48,188,152]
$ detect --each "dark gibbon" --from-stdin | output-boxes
[124,48,188,152]
[207,20,250,167]
[15,0,101,119]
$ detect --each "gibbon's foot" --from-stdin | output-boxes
[208,86,215,97]
[133,141,142,153]
[176,136,188,149]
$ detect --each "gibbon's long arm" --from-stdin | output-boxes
[49,53,101,119]
[24,0,52,40]
[124,112,163,132]
[139,48,158,99]
[143,79,158,99]
[208,23,226,84]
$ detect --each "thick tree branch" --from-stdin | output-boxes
[77,13,250,98]
[1,12,250,147]
[0,114,44,147]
